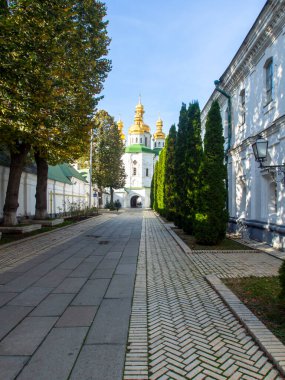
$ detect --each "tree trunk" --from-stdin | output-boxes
[3,143,31,226]
[110,187,114,203]
[34,151,49,220]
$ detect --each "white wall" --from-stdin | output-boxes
[0,165,91,218]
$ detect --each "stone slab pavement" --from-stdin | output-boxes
[0,210,142,380]
[0,209,284,380]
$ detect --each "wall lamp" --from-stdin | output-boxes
[252,135,285,183]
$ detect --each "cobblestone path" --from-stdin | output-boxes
[124,212,283,380]
[0,213,114,273]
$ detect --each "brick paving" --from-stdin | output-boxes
[0,210,284,379]
[124,211,283,380]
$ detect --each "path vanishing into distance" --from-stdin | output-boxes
[0,209,283,380]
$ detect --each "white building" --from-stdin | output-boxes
[114,99,165,208]
[0,159,92,219]
[201,0,285,249]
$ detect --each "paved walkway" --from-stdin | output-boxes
[0,210,283,379]
[124,212,283,380]
[0,211,142,380]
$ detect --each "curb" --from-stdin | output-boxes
[206,274,285,377]
[154,212,192,254]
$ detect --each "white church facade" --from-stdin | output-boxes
[201,0,285,250]
[114,100,165,208]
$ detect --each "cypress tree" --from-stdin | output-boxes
[150,176,154,209]
[174,103,188,228]
[153,161,159,211]
[156,148,166,215]
[183,101,203,234]
[164,125,177,221]
[194,100,228,245]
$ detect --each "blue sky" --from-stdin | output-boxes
[99,0,266,136]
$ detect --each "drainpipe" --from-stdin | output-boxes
[214,80,232,213]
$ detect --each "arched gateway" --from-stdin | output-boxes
[130,195,141,208]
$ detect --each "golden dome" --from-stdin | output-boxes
[153,117,165,139]
[128,97,148,135]
[117,119,126,140]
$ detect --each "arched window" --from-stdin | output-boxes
[145,137,147,146]
[264,58,273,104]
[140,138,142,144]
[154,142,157,147]
[158,142,161,147]
[162,142,164,147]
[133,167,136,176]
[146,168,149,177]
[135,137,138,143]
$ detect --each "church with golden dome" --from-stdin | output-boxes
[113,98,166,208]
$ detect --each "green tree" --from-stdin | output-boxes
[0,0,111,224]
[194,100,228,245]
[156,148,166,215]
[92,110,126,203]
[152,161,158,211]
[164,125,177,221]
[174,103,188,228]
[183,101,203,233]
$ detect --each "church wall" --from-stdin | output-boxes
[201,2,285,250]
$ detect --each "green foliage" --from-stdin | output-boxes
[156,148,166,215]
[153,161,158,211]
[0,0,111,223]
[0,0,111,158]
[164,125,177,221]
[194,100,228,245]
[173,102,203,232]
[174,103,188,228]
[150,175,154,209]
[279,261,285,300]
[92,110,126,192]
[183,101,203,233]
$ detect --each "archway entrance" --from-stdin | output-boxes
[130,195,141,208]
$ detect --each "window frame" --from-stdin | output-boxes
[264,58,273,105]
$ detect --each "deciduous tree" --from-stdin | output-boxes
[92,110,126,203]
[0,0,111,224]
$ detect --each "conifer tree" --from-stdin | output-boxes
[150,176,154,209]
[164,125,177,221]
[194,101,228,244]
[156,148,166,215]
[153,161,158,211]
[183,101,203,233]
[174,103,188,228]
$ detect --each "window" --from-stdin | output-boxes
[154,142,157,147]
[135,137,138,143]
[162,142,164,147]
[146,168,149,177]
[265,58,273,104]
[133,167,137,176]
[145,137,147,146]
[240,89,245,125]
[158,142,161,147]
[140,138,142,143]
